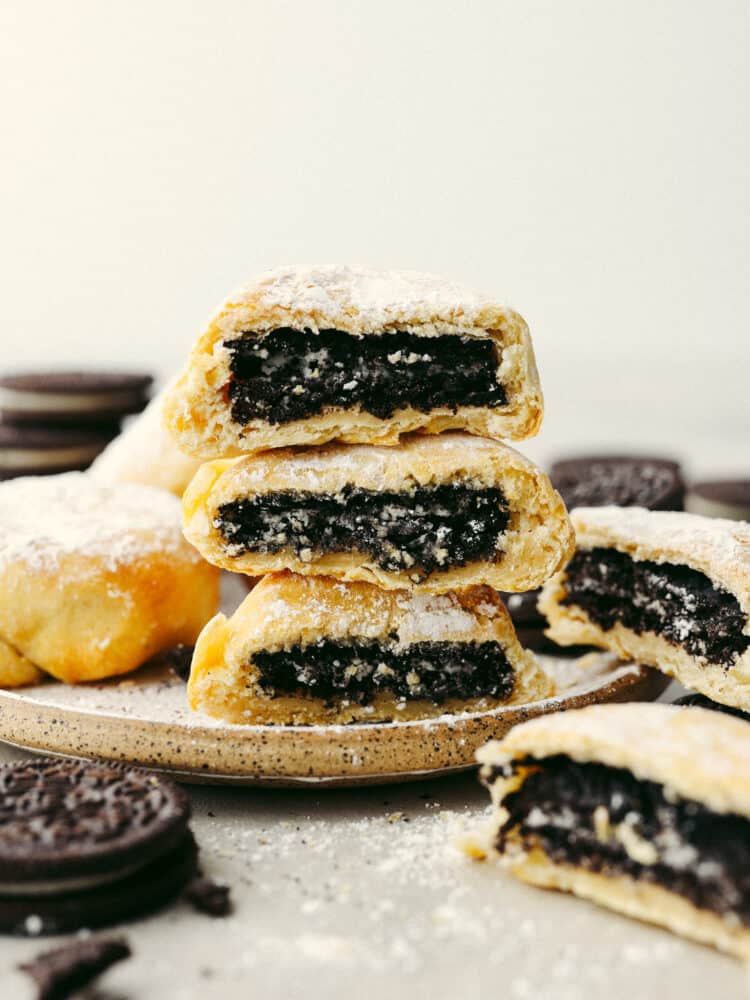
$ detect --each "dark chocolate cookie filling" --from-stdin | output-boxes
[254,639,514,705]
[223,327,506,425]
[215,484,509,578]
[562,548,749,666]
[487,754,750,925]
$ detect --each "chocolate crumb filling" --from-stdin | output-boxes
[487,755,750,925]
[562,548,749,666]
[223,327,506,425]
[215,484,509,577]
[254,639,515,705]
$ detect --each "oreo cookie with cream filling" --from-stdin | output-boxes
[0,759,197,935]
[0,371,152,426]
[0,423,120,480]
[686,480,750,522]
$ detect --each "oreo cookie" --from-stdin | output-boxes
[686,480,750,522]
[0,372,152,426]
[0,759,197,935]
[672,692,750,722]
[0,423,120,480]
[550,455,685,511]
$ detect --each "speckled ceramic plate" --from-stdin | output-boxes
[0,652,668,786]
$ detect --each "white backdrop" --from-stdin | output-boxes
[1,0,748,475]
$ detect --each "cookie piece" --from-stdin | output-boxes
[185,877,232,916]
[686,480,750,522]
[188,572,553,724]
[19,937,131,1000]
[550,455,684,511]
[0,759,197,935]
[89,382,203,496]
[539,507,750,710]
[0,424,120,480]
[0,372,152,425]
[164,265,543,458]
[183,433,573,594]
[0,473,219,684]
[477,703,750,960]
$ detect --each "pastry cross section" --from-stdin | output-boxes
[477,703,750,960]
[187,573,553,725]
[540,507,750,711]
[182,433,574,594]
[163,265,543,456]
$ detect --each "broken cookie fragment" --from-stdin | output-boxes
[19,937,131,1000]
[186,876,233,916]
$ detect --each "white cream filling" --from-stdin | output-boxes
[0,857,149,897]
[0,444,104,470]
[0,386,143,413]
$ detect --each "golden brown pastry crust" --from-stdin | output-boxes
[90,381,203,496]
[182,433,574,594]
[0,637,45,688]
[538,507,750,711]
[477,702,750,816]
[509,850,750,961]
[476,703,750,960]
[0,473,220,684]
[188,571,554,724]
[163,265,543,458]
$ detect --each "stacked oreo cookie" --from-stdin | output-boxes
[0,371,152,479]
[501,455,686,653]
[0,759,198,936]
[164,265,580,725]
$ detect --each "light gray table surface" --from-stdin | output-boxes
[0,699,746,1000]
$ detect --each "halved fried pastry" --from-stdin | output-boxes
[539,507,750,710]
[188,572,553,724]
[477,703,750,960]
[182,433,573,594]
[164,265,543,457]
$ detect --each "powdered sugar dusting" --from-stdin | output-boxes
[0,472,200,573]
[229,265,501,331]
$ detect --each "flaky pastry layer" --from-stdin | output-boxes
[509,850,750,961]
[477,703,750,824]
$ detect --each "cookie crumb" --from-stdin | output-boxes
[186,876,233,916]
[19,936,131,1000]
